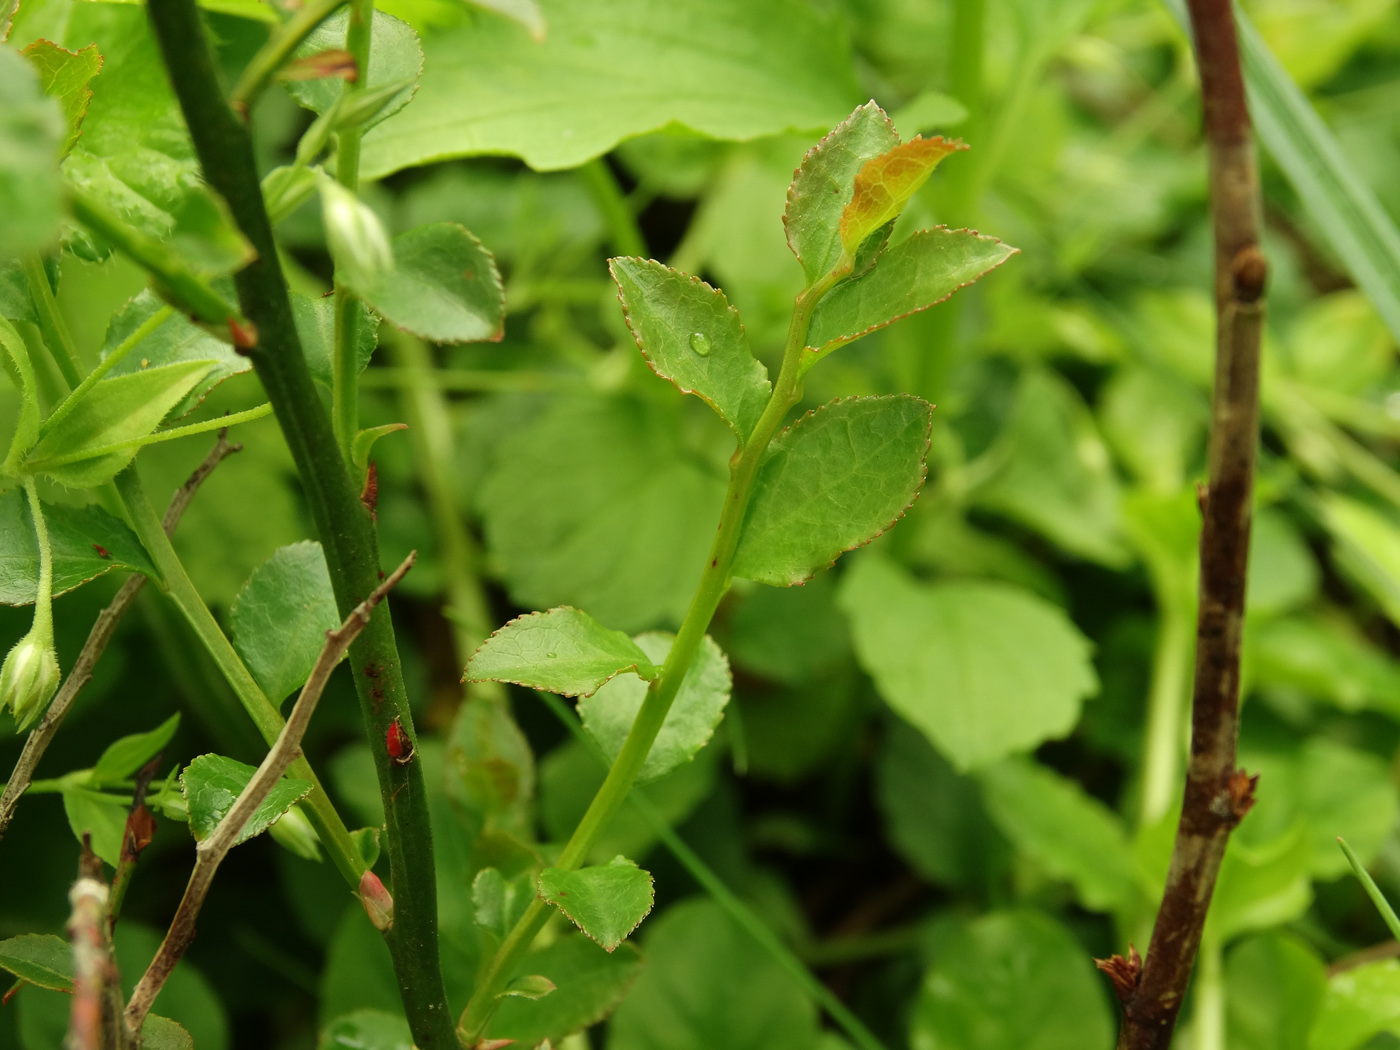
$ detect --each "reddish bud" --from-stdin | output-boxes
[359,870,394,932]
[228,316,258,350]
[386,718,415,766]
[1094,944,1143,1002]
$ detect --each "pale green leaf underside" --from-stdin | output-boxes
[578,631,731,784]
[180,753,312,844]
[22,40,101,159]
[610,257,770,439]
[319,1010,413,1050]
[351,223,505,345]
[806,228,1017,356]
[230,541,339,703]
[465,606,659,697]
[286,10,422,131]
[0,489,155,604]
[784,101,899,285]
[92,713,180,786]
[733,396,932,586]
[538,856,655,951]
[0,934,73,992]
[0,47,64,260]
[291,292,377,389]
[488,937,644,1046]
[359,0,861,176]
[840,557,1098,771]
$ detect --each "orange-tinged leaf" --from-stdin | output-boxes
[838,136,967,253]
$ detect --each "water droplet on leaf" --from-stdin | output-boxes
[546,652,557,659]
[689,332,711,356]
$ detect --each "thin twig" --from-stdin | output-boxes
[0,433,242,840]
[108,754,165,927]
[67,837,127,1050]
[123,553,415,1037]
[1104,2,1266,1046]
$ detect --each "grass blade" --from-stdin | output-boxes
[1339,836,1400,942]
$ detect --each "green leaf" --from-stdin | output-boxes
[25,360,216,487]
[141,1015,194,1050]
[1295,739,1398,881]
[732,396,932,586]
[538,857,655,952]
[92,713,180,786]
[488,936,644,1046]
[977,756,1139,913]
[230,541,340,703]
[180,753,312,844]
[99,290,251,418]
[0,47,63,259]
[784,101,900,286]
[909,911,1113,1050]
[838,136,965,253]
[1098,364,1206,493]
[840,556,1098,771]
[0,934,72,992]
[1253,613,1400,718]
[447,694,535,832]
[349,223,505,345]
[1226,933,1326,1050]
[359,0,860,177]
[609,258,770,439]
[1209,823,1313,943]
[1321,494,1400,626]
[607,898,822,1050]
[0,488,156,604]
[473,867,534,941]
[352,423,407,472]
[804,228,1017,361]
[319,1010,413,1050]
[464,0,545,40]
[62,788,128,865]
[464,606,659,698]
[726,571,851,685]
[891,90,968,136]
[291,292,377,390]
[0,317,40,474]
[502,973,556,999]
[287,10,422,131]
[1310,960,1400,1050]
[22,40,101,159]
[578,631,730,784]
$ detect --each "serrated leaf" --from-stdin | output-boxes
[92,713,180,786]
[180,753,313,844]
[610,257,770,439]
[287,10,422,131]
[784,101,900,286]
[349,223,504,345]
[840,557,1098,771]
[464,607,659,697]
[488,937,644,1045]
[141,1015,194,1050]
[538,857,654,952]
[100,290,252,418]
[25,360,215,487]
[291,292,377,389]
[22,41,102,159]
[578,631,730,784]
[804,228,1017,360]
[733,396,932,586]
[359,0,860,177]
[838,136,965,253]
[0,934,72,992]
[0,488,156,604]
[319,1010,413,1050]
[0,47,63,259]
[230,541,340,703]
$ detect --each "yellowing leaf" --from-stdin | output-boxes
[838,136,966,254]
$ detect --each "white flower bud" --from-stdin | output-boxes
[1,631,59,731]
[318,177,393,292]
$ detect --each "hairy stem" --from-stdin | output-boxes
[143,2,453,1043]
[1113,1,1265,1045]
[22,256,84,388]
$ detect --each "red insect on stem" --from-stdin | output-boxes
[386,718,414,766]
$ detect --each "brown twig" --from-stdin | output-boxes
[67,836,128,1050]
[1106,2,1266,1046]
[108,754,165,928]
[122,553,415,1038]
[0,432,241,840]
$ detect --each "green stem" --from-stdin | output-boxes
[1138,596,1192,827]
[229,0,348,110]
[40,306,173,439]
[22,257,84,388]
[31,404,272,472]
[359,366,581,394]
[458,264,847,1042]
[1192,934,1224,1050]
[144,1,454,1043]
[21,478,54,643]
[111,468,365,887]
[1340,836,1400,941]
[579,159,646,257]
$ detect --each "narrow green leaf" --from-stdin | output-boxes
[610,257,770,439]
[578,631,730,784]
[840,556,1098,771]
[350,223,505,345]
[0,488,155,604]
[22,41,102,159]
[1340,836,1400,943]
[0,934,72,992]
[784,101,900,286]
[539,857,655,952]
[891,90,968,135]
[230,541,340,703]
[352,423,408,472]
[180,754,312,844]
[0,317,40,474]
[733,396,932,586]
[0,48,63,259]
[320,1010,413,1050]
[805,228,1017,362]
[287,10,422,131]
[92,713,180,785]
[291,292,377,390]
[465,606,659,697]
[25,361,215,487]
[502,974,556,1000]
[488,937,644,1046]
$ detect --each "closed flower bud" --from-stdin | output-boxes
[1,631,59,732]
[359,869,394,932]
[319,177,393,292]
[268,804,322,862]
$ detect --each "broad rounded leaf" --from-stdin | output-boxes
[141,1015,194,1050]
[0,47,63,259]
[538,856,655,951]
[838,136,965,252]
[0,490,156,604]
[840,557,1098,771]
[0,934,72,992]
[610,258,770,439]
[22,40,102,158]
[733,396,932,586]
[287,10,422,131]
[319,1010,414,1050]
[92,714,180,786]
[1311,959,1400,1050]
[464,607,658,698]
[785,101,899,285]
[352,223,505,345]
[488,936,644,1045]
[578,631,730,783]
[180,753,312,844]
[1225,933,1326,1050]
[230,541,340,703]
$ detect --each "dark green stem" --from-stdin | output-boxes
[142,2,454,1046]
